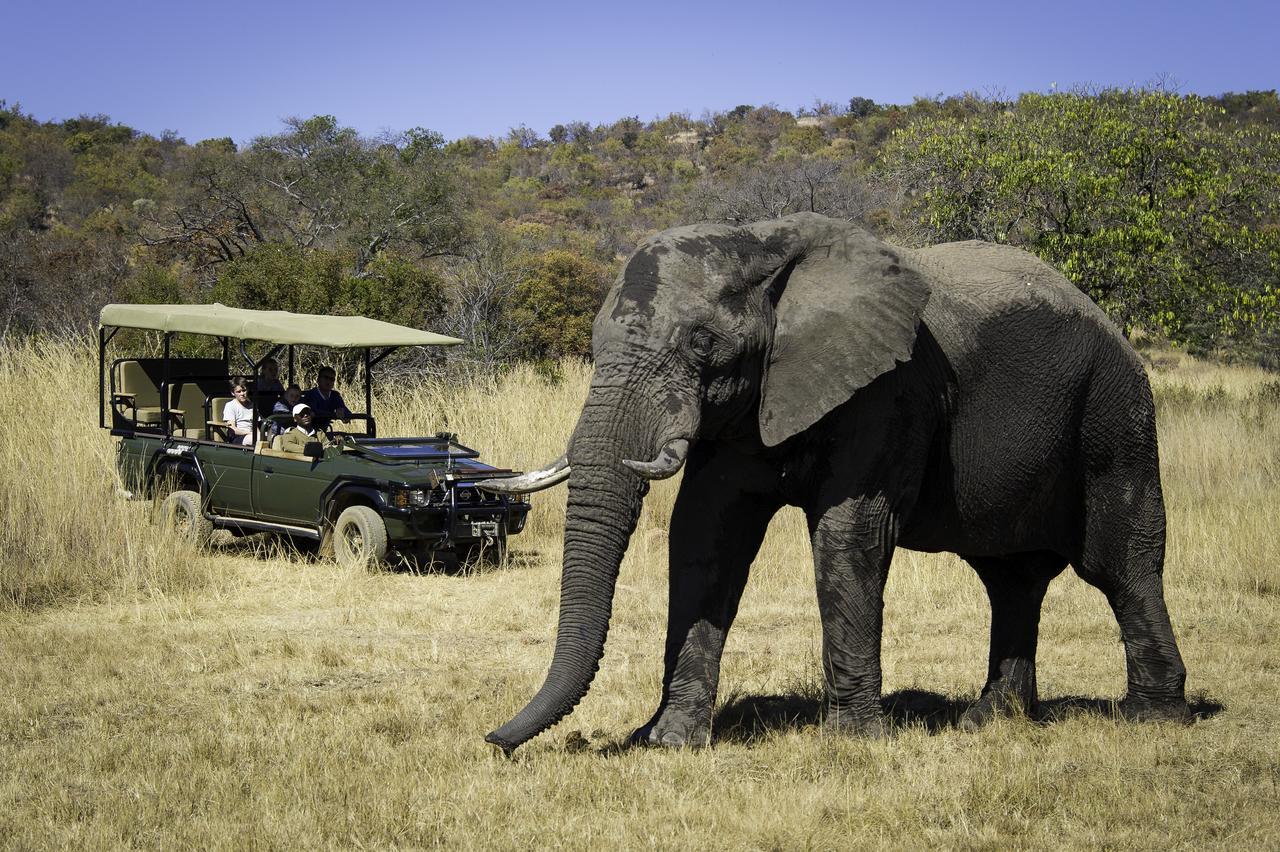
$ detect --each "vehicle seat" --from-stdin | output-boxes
[114,360,164,427]
[171,381,213,439]
[271,435,285,451]
[112,358,229,434]
[210,396,232,434]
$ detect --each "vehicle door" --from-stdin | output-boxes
[197,443,255,515]
[252,450,333,526]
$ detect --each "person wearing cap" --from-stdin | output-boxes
[279,403,326,454]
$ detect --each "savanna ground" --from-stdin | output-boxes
[1,341,1278,849]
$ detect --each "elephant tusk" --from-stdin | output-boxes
[622,438,690,480]
[478,454,570,494]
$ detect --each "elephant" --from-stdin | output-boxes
[481,212,1191,754]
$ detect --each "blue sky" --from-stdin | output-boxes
[3,0,1275,145]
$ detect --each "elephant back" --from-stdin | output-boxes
[910,241,1131,353]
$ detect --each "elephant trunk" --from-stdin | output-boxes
[485,391,652,754]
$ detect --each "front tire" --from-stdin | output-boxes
[160,490,213,548]
[333,505,389,567]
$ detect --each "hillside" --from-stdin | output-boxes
[2,87,1278,365]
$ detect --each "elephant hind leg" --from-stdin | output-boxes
[960,551,1066,731]
[1073,469,1191,722]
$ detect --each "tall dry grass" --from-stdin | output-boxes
[1,340,1278,847]
[0,339,208,608]
[1147,356,1280,599]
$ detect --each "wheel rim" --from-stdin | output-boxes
[169,503,191,532]
[342,523,365,557]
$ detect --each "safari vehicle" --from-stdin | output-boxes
[99,303,531,566]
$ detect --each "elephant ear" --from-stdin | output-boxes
[752,215,931,447]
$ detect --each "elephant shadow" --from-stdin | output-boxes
[708,689,1224,744]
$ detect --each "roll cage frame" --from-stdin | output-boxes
[98,328,399,443]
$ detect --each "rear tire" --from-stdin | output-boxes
[160,490,213,548]
[333,505,389,567]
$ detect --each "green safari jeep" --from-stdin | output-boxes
[99,303,531,566]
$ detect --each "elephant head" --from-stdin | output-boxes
[484,212,931,753]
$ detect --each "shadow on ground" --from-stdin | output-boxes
[707,689,1224,745]
[211,531,542,577]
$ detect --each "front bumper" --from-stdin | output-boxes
[383,501,530,545]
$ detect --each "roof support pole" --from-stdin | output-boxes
[364,347,374,438]
[162,333,172,437]
[99,326,106,430]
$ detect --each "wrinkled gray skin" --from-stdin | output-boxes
[486,212,1190,754]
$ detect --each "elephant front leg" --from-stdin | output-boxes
[633,448,780,748]
[809,496,897,738]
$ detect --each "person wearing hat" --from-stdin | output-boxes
[279,402,326,454]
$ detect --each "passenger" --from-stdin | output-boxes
[222,381,255,446]
[302,365,351,429]
[257,358,285,394]
[280,403,326,454]
[270,384,302,436]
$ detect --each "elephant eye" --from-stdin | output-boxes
[689,327,715,358]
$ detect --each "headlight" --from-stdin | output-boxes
[390,488,431,508]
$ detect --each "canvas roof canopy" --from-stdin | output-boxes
[99,303,462,348]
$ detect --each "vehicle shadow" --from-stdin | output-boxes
[211,532,543,577]
[393,548,543,577]
[705,689,1224,745]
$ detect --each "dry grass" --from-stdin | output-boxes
[1,341,1278,848]
[0,339,213,608]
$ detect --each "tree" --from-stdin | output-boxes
[141,116,465,281]
[510,249,607,360]
[881,88,1280,347]
[847,97,880,119]
[438,226,535,371]
[688,156,883,224]
[210,242,444,329]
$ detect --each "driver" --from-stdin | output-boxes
[279,403,327,454]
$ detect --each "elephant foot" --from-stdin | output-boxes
[630,707,711,749]
[1117,695,1193,724]
[959,684,1034,732]
[823,708,893,739]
